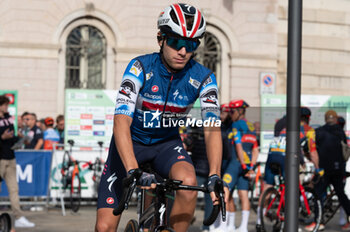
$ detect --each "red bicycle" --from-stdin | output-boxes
[259,164,322,232]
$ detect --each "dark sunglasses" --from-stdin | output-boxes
[166,37,200,52]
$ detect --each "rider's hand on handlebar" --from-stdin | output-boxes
[128,169,156,189]
[207,174,229,205]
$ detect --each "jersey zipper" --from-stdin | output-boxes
[149,75,174,145]
[161,75,174,116]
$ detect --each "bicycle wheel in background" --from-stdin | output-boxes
[260,187,284,232]
[249,175,264,214]
[0,213,11,232]
[298,186,322,232]
[124,219,139,232]
[61,151,71,176]
[322,187,340,226]
[70,167,81,213]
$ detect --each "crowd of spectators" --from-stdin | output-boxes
[15,112,65,150]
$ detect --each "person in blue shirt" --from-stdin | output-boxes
[95,3,226,232]
[43,117,60,150]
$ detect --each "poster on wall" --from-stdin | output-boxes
[260,94,350,157]
[65,89,117,149]
[0,90,18,133]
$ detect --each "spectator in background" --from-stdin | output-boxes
[306,110,350,231]
[43,117,60,150]
[23,113,43,150]
[55,115,64,144]
[36,118,47,132]
[0,95,35,228]
[338,116,346,130]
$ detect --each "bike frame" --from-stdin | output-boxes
[265,177,312,221]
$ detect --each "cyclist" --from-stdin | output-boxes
[221,99,259,232]
[95,3,226,232]
[255,107,323,232]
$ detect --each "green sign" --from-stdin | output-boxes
[65,89,117,149]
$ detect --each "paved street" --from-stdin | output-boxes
[1,204,344,232]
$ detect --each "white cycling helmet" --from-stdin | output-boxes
[158,3,206,39]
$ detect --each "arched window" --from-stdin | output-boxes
[65,25,106,89]
[195,32,221,86]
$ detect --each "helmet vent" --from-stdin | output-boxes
[186,15,194,31]
[170,9,179,26]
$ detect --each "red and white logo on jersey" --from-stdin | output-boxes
[152,85,159,92]
[106,197,114,205]
[177,155,185,160]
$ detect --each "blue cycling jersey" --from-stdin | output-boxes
[228,119,257,163]
[114,52,220,145]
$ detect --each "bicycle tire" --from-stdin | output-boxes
[0,213,11,232]
[124,219,139,232]
[322,189,340,225]
[249,176,264,214]
[70,169,81,213]
[260,187,284,232]
[62,151,71,172]
[298,186,322,231]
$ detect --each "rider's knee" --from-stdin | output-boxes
[95,221,115,232]
[181,175,197,186]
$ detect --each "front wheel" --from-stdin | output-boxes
[260,187,284,232]
[298,186,322,232]
[0,213,11,232]
[124,219,139,232]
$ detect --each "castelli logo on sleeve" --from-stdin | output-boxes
[177,155,185,160]
[106,197,114,205]
[152,85,159,92]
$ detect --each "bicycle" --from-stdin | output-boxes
[248,162,264,214]
[61,139,81,213]
[0,213,11,232]
[113,167,226,232]
[320,172,350,226]
[88,141,105,197]
[259,163,322,232]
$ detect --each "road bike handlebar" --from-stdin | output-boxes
[112,169,225,227]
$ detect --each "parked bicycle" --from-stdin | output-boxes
[88,141,105,197]
[61,140,81,213]
[114,166,226,232]
[0,213,11,232]
[259,163,322,232]
[248,162,264,214]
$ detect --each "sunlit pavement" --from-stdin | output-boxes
[5,205,344,232]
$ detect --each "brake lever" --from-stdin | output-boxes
[220,190,226,222]
[124,179,137,210]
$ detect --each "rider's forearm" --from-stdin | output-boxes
[113,115,138,172]
[310,150,319,169]
[34,138,43,150]
[204,127,222,177]
[251,147,259,166]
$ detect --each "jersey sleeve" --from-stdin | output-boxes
[198,73,220,121]
[115,59,145,118]
[306,128,317,152]
[232,124,242,145]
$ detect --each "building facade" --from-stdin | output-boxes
[0,0,349,119]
